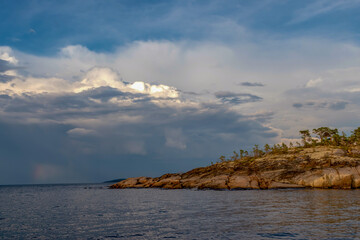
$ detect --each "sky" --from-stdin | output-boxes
[1,0,360,184]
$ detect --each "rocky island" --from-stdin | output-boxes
[110,127,360,190]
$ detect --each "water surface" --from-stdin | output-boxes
[0,184,359,239]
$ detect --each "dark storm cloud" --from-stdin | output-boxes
[0,120,72,184]
[292,100,348,111]
[0,59,19,83]
[215,91,263,104]
[0,74,15,83]
[79,86,146,102]
[239,82,264,87]
[245,112,275,123]
[2,87,149,119]
[0,87,274,139]
[287,86,354,111]
[181,91,200,96]
[293,103,303,108]
[0,94,11,100]
[0,59,15,72]
[329,101,348,110]
[0,86,278,184]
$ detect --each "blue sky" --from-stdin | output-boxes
[2,0,360,54]
[1,0,360,184]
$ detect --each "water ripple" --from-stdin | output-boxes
[0,185,360,239]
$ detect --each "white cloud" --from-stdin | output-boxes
[0,46,18,64]
[288,0,360,25]
[73,67,124,93]
[60,44,97,59]
[1,76,72,95]
[130,81,178,98]
[67,128,96,136]
[1,36,360,142]
[0,46,280,167]
[305,77,323,88]
[0,63,180,99]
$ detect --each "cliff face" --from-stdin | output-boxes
[110,146,360,190]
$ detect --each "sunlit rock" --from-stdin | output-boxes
[110,146,360,190]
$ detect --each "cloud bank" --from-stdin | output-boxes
[0,45,281,184]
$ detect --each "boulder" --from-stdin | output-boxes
[228,175,251,189]
[197,175,229,190]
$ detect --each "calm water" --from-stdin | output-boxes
[0,184,360,239]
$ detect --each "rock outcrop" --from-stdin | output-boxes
[110,146,360,190]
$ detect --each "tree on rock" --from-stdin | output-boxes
[312,127,338,145]
[351,127,360,144]
[299,129,311,147]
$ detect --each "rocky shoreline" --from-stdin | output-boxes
[110,146,360,190]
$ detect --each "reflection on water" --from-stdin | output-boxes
[0,184,360,239]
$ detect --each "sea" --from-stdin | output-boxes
[0,184,360,240]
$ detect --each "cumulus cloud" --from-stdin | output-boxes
[73,67,125,93]
[0,47,18,64]
[0,64,180,100]
[0,47,279,184]
[305,77,323,88]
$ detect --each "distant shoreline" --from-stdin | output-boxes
[103,178,125,183]
[0,182,107,187]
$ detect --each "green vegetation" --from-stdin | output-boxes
[215,126,360,164]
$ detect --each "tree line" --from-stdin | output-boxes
[216,126,360,163]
